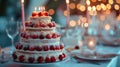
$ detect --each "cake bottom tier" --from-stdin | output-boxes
[12,51,66,63]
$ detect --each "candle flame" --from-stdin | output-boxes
[21,0,24,3]
[35,7,37,11]
[66,0,69,4]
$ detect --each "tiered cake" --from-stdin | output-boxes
[12,10,66,63]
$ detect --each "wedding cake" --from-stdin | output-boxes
[12,9,66,63]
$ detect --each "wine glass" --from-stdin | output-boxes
[6,17,20,54]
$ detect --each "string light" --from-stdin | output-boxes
[77,4,81,9]
[108,0,114,4]
[69,20,76,27]
[114,4,119,10]
[105,24,110,30]
[86,0,90,5]
[96,5,101,11]
[69,3,75,9]
[88,6,92,11]
[91,0,96,2]
[48,9,55,15]
[80,5,86,12]
[106,4,111,10]
[116,0,120,4]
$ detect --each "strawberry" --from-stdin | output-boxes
[18,45,23,50]
[60,44,64,49]
[43,11,49,16]
[40,23,46,27]
[59,55,63,61]
[62,53,66,58]
[32,12,38,17]
[39,35,45,39]
[36,46,42,51]
[34,23,39,28]
[31,34,38,39]
[52,33,57,38]
[24,45,29,51]
[29,46,35,51]
[48,23,53,28]
[19,55,25,62]
[46,34,51,39]
[52,22,56,27]
[28,57,35,63]
[55,46,60,50]
[45,56,51,63]
[75,45,79,49]
[50,45,55,50]
[43,46,49,51]
[12,53,17,59]
[37,56,43,63]
[51,56,56,62]
[38,12,43,16]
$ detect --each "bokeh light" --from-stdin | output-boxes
[48,9,55,15]
[86,0,90,5]
[116,0,120,4]
[91,0,97,2]
[79,5,86,12]
[105,9,111,15]
[77,4,81,9]
[106,4,111,10]
[96,5,101,11]
[114,4,119,10]
[108,0,114,4]
[69,3,76,9]
[105,24,110,30]
[69,20,76,27]
[64,10,68,16]
[88,6,92,11]
[84,23,89,28]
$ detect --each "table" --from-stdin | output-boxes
[0,45,120,67]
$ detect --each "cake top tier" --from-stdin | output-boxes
[31,7,49,17]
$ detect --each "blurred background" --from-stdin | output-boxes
[0,0,120,48]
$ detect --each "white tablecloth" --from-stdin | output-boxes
[0,45,120,67]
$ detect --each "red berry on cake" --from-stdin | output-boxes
[39,35,45,39]
[55,46,60,50]
[37,56,44,63]
[75,45,79,49]
[59,55,63,61]
[21,33,25,38]
[60,44,64,49]
[46,34,51,39]
[43,45,49,51]
[28,57,35,63]
[38,12,43,16]
[43,11,49,16]
[51,56,56,62]
[19,55,25,62]
[24,45,29,50]
[48,23,53,28]
[45,56,51,63]
[25,21,30,26]
[29,46,35,51]
[52,22,56,27]
[15,44,19,49]
[36,46,42,51]
[62,53,66,58]
[52,33,58,38]
[34,23,39,28]
[25,34,30,39]
[32,12,38,17]
[12,53,17,59]
[40,23,46,27]
[31,34,39,39]
[18,44,23,50]
[50,45,55,50]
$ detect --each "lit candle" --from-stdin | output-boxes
[32,7,38,17]
[21,0,25,31]
[87,40,95,50]
[66,0,70,27]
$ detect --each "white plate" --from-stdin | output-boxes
[71,50,116,61]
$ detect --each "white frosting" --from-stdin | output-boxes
[20,41,60,46]
[30,16,52,23]
[20,38,60,44]
[14,50,65,63]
